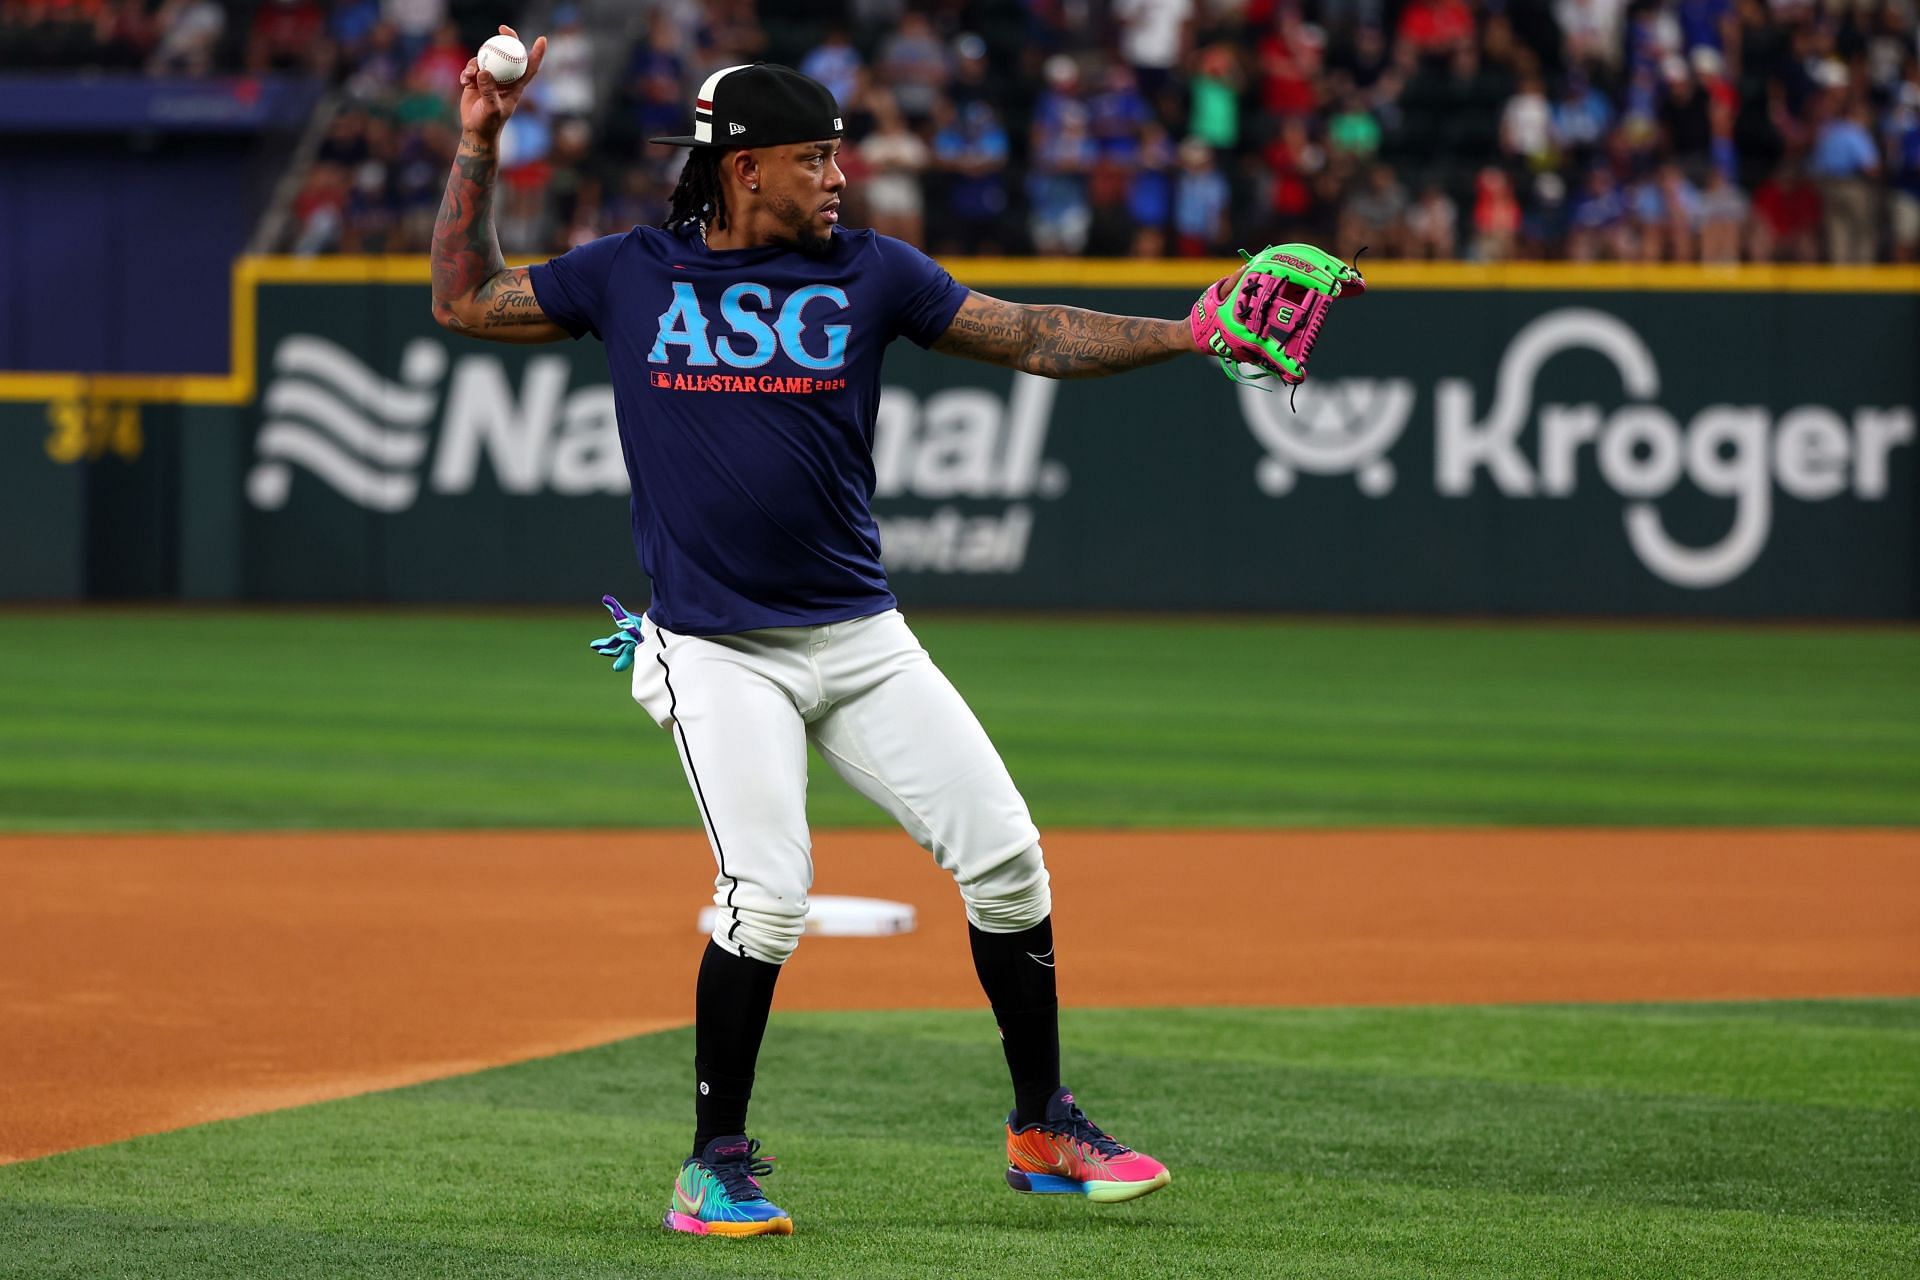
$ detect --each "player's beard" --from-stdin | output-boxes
[766,191,835,259]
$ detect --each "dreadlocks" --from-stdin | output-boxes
[663,149,730,240]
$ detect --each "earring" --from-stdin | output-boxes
[749,184,758,191]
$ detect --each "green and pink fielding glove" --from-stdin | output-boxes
[1190,243,1367,389]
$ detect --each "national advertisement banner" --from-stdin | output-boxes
[5,275,1913,616]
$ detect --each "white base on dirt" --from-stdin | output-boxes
[698,895,916,938]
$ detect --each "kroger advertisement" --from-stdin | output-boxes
[5,278,1914,616]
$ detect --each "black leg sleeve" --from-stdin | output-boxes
[967,917,1061,1128]
[692,938,782,1157]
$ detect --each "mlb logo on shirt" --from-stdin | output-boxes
[650,371,674,387]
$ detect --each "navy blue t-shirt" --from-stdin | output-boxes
[528,224,969,636]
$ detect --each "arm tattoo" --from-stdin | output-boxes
[474,270,547,327]
[1018,305,1190,377]
[935,294,1190,379]
[935,297,1028,365]
[430,136,552,333]
[430,136,504,330]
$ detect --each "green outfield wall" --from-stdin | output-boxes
[3,266,1915,616]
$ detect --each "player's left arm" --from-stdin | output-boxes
[932,291,1199,379]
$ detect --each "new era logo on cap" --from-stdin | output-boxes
[649,64,847,150]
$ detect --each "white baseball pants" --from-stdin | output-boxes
[629,608,1051,965]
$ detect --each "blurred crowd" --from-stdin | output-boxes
[0,0,495,76]
[9,0,1917,263]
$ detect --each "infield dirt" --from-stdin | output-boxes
[3,828,1916,1164]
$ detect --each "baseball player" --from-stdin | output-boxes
[432,31,1359,1238]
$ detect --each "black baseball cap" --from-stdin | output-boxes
[650,63,845,149]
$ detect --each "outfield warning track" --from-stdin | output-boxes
[2,828,1915,1163]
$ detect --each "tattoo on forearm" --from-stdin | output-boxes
[431,137,550,332]
[1021,306,1186,377]
[430,138,504,329]
[937,296,1186,379]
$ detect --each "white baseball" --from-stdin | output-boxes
[477,34,528,84]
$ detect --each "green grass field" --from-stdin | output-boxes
[1,611,1916,829]
[2,1002,1915,1279]
[3,610,1916,1277]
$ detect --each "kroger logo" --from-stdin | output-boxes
[1239,377,1415,497]
[1241,308,1914,589]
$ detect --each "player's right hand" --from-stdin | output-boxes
[459,25,546,143]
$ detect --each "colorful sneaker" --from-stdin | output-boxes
[662,1135,794,1236]
[1005,1087,1172,1203]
